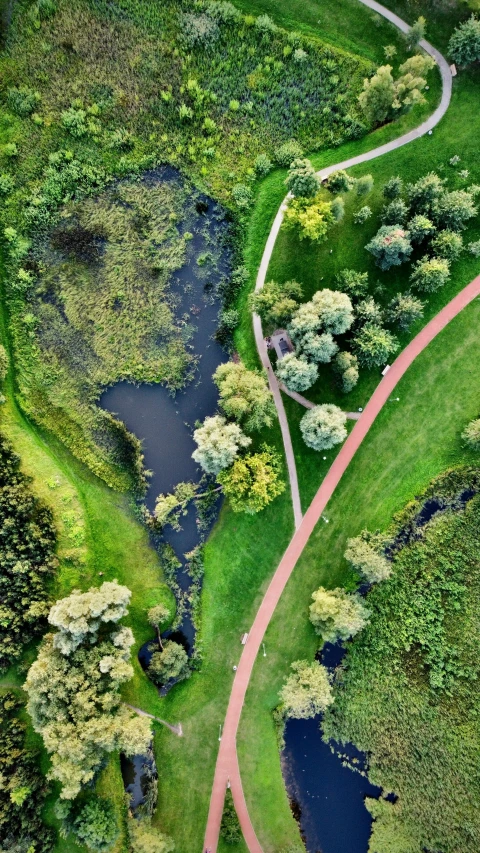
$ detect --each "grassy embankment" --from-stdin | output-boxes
[235,12,480,853]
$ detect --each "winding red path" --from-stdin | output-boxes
[204,275,480,852]
[203,2,468,849]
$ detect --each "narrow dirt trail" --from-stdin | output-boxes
[204,3,457,850]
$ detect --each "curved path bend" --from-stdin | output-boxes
[205,3,455,850]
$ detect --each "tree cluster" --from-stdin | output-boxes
[0,691,55,853]
[358,54,434,125]
[25,581,151,799]
[0,434,57,671]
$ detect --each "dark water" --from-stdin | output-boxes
[283,641,384,853]
[282,718,382,853]
[100,171,231,649]
[121,750,156,811]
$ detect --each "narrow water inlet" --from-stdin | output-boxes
[121,749,156,813]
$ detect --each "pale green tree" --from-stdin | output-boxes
[407,214,435,244]
[148,641,190,685]
[147,604,171,650]
[217,445,285,514]
[289,289,354,342]
[345,534,391,583]
[297,331,339,364]
[431,230,463,260]
[192,415,251,475]
[358,65,395,124]
[309,587,370,643]
[213,362,275,432]
[284,195,335,242]
[25,582,151,799]
[276,353,318,393]
[279,660,333,719]
[386,293,424,331]
[410,256,450,292]
[435,190,477,231]
[406,172,444,216]
[462,417,480,450]
[128,818,175,853]
[406,16,426,50]
[300,404,347,451]
[333,351,359,393]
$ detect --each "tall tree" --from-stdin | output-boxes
[192,415,251,475]
[213,362,275,432]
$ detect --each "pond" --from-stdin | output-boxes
[282,643,383,853]
[100,169,231,649]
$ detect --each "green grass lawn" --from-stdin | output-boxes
[238,291,480,851]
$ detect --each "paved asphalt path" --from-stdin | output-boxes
[204,3,458,850]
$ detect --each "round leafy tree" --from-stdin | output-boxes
[279,660,333,719]
[431,230,463,260]
[333,351,359,393]
[345,533,391,584]
[407,214,435,244]
[214,362,275,433]
[449,15,480,65]
[276,353,318,392]
[435,190,477,231]
[148,640,190,685]
[300,404,347,451]
[381,199,408,225]
[309,586,370,643]
[365,225,412,270]
[386,293,424,331]
[352,323,399,368]
[410,256,450,292]
[218,445,285,514]
[285,158,321,198]
[298,331,339,364]
[192,415,251,475]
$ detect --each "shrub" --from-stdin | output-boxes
[276,353,318,392]
[410,256,450,292]
[61,106,89,138]
[128,817,174,853]
[431,229,463,260]
[220,789,241,843]
[355,296,383,327]
[407,172,444,215]
[406,16,426,51]
[365,225,412,270]
[381,199,408,225]
[3,143,18,157]
[0,173,14,195]
[408,214,435,244]
[181,12,219,48]
[435,190,477,231]
[255,13,278,36]
[274,139,303,167]
[0,344,8,382]
[331,196,345,222]
[192,415,251,474]
[345,533,391,583]
[353,205,372,225]
[462,418,480,450]
[59,798,119,852]
[7,86,41,117]
[335,269,369,300]
[386,292,424,331]
[449,15,480,65]
[468,239,480,257]
[309,587,370,643]
[148,640,190,685]
[383,176,403,200]
[356,174,374,196]
[285,158,320,198]
[353,324,399,368]
[284,194,334,242]
[215,308,240,345]
[279,660,333,719]
[231,183,253,209]
[254,153,273,176]
[217,445,285,513]
[325,169,355,193]
[249,279,303,327]
[300,404,347,451]
[333,351,359,393]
